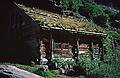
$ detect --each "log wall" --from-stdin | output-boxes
[0,1,40,64]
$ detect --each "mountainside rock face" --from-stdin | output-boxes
[0,65,43,78]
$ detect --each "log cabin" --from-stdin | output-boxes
[17,4,106,63]
[0,0,106,64]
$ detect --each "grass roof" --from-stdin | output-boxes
[17,4,105,34]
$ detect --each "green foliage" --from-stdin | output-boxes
[14,64,61,78]
[71,0,81,12]
[80,2,110,27]
[63,0,119,28]
[14,64,42,74]
[63,0,81,12]
[111,48,120,70]
[0,61,11,65]
[63,0,69,10]
[53,58,66,66]
[44,70,53,78]
[52,57,75,70]
[110,28,120,38]
[102,30,119,63]
[100,5,119,17]
[77,55,120,78]
[79,75,86,78]
[83,2,104,17]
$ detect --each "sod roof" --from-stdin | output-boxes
[17,4,105,35]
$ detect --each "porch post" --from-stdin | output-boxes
[39,40,42,64]
[89,42,94,60]
[102,44,108,63]
[98,43,104,61]
[76,38,80,63]
[49,29,54,62]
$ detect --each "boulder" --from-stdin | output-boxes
[0,65,44,78]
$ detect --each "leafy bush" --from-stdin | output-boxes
[77,55,120,78]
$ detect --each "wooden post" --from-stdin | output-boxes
[60,43,63,55]
[49,29,54,62]
[101,44,108,62]
[72,43,76,59]
[98,43,103,61]
[39,40,42,63]
[51,36,54,60]
[89,42,94,60]
[76,38,80,63]
[36,38,41,64]
[98,44,102,60]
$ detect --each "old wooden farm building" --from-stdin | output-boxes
[0,1,106,64]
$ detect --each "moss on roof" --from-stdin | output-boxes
[18,4,105,33]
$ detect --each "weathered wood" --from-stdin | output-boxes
[76,38,80,63]
[60,43,63,55]
[89,42,94,60]
[98,44,102,60]
[37,40,43,64]
[100,44,105,61]
[93,44,100,60]
[102,44,109,63]
[0,1,40,64]
[46,29,54,64]
[50,31,54,60]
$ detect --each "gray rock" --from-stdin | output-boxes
[59,68,65,74]
[0,65,44,78]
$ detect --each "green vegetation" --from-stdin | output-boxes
[63,0,120,28]
[14,64,62,78]
[0,62,62,78]
[62,3,120,78]
[77,55,120,78]
[63,0,81,12]
[19,4,104,33]
[1,47,120,78]
[51,53,120,78]
[1,1,119,78]
[14,64,41,75]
